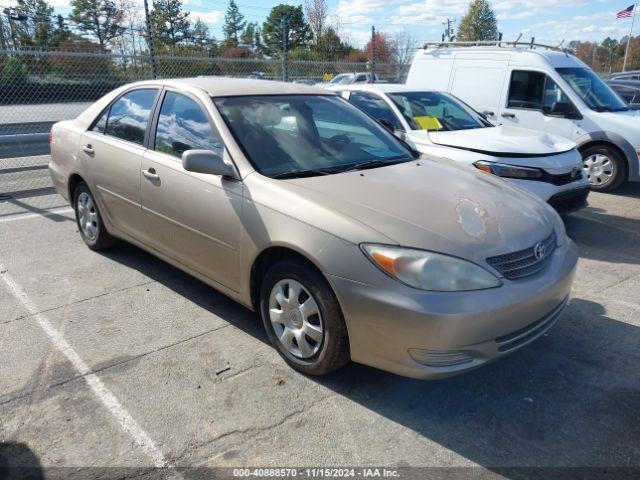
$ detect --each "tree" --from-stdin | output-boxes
[70,0,125,51]
[305,0,328,43]
[262,4,311,55]
[12,0,55,49]
[192,18,218,54]
[365,31,393,64]
[51,15,74,47]
[151,0,192,50]
[313,27,351,60]
[391,31,418,80]
[457,0,498,42]
[241,21,262,51]
[223,0,245,48]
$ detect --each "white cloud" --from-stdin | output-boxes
[193,11,223,25]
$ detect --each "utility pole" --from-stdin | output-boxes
[282,15,289,82]
[142,0,157,79]
[370,25,376,83]
[442,18,456,42]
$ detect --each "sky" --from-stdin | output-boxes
[4,0,640,47]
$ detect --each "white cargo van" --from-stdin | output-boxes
[406,42,640,192]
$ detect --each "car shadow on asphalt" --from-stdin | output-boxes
[101,243,640,474]
[0,441,44,479]
[564,207,640,265]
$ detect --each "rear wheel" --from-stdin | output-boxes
[581,145,627,192]
[259,259,349,376]
[73,182,115,251]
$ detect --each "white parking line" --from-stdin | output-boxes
[0,268,176,470]
[0,207,74,223]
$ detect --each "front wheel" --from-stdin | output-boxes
[259,259,350,376]
[581,145,627,192]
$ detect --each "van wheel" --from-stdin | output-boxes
[581,145,627,192]
[73,182,116,251]
[259,259,350,376]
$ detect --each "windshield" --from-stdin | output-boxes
[214,95,414,178]
[387,91,489,131]
[329,74,354,85]
[556,68,629,112]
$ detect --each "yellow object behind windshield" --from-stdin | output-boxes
[413,116,442,131]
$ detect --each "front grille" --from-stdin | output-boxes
[487,232,556,280]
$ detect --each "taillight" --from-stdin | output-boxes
[49,130,53,146]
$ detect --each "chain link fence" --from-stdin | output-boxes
[0,48,400,198]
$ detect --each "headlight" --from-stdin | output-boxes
[474,161,543,180]
[361,244,502,292]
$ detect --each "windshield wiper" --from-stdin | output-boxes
[333,156,410,174]
[271,169,331,179]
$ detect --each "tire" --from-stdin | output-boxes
[581,145,627,192]
[259,259,350,376]
[73,182,116,251]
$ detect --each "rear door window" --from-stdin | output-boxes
[104,89,158,145]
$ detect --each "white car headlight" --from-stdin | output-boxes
[361,244,502,292]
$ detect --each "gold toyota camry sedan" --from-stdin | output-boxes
[49,78,578,379]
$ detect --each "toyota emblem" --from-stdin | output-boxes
[533,241,546,260]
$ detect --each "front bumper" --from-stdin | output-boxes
[507,176,590,210]
[328,240,578,379]
[548,185,590,213]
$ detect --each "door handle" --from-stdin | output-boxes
[482,110,495,117]
[142,168,160,181]
[82,144,94,155]
[501,112,516,119]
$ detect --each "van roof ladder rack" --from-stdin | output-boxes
[421,39,569,56]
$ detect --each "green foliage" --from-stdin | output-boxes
[12,0,55,49]
[2,57,29,84]
[223,0,246,48]
[457,0,499,42]
[151,0,192,50]
[241,22,262,52]
[262,4,311,55]
[191,18,218,54]
[70,0,125,50]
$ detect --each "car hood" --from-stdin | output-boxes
[280,159,555,267]
[422,126,576,156]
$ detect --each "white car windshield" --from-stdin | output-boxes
[214,95,414,179]
[557,68,629,112]
[387,91,490,131]
[329,74,354,85]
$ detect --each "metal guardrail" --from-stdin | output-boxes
[0,132,50,160]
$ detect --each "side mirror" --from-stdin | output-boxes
[550,102,582,120]
[182,149,238,179]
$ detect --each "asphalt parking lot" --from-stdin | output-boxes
[1,176,639,476]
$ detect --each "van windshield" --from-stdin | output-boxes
[556,68,629,112]
[214,95,414,179]
[387,91,490,131]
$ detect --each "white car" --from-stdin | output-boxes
[327,84,589,211]
[406,43,640,192]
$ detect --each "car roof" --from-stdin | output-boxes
[325,83,440,94]
[127,76,335,97]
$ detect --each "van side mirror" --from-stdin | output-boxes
[550,102,582,120]
[182,149,238,179]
